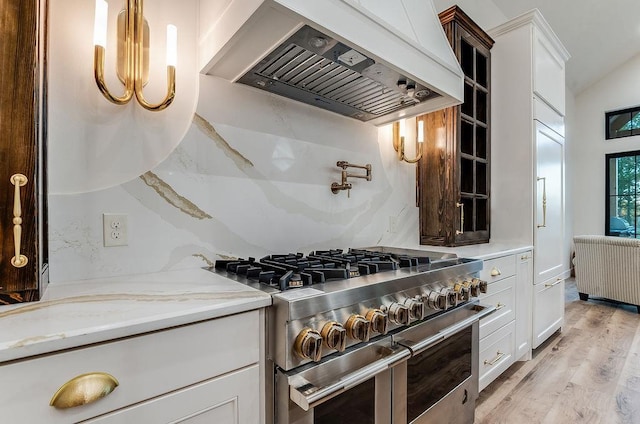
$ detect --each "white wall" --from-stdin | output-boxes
[570,53,640,237]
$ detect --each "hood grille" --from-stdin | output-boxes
[237,26,441,122]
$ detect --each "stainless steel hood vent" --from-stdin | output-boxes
[199,0,464,126]
[236,25,441,122]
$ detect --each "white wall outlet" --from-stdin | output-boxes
[103,213,128,247]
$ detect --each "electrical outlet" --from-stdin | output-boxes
[103,213,128,247]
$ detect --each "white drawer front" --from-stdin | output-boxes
[86,364,260,424]
[479,321,515,392]
[479,254,517,283]
[479,275,516,339]
[533,278,564,348]
[1,311,261,424]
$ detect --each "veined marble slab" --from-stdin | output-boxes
[0,268,271,363]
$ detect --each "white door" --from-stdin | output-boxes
[534,120,564,284]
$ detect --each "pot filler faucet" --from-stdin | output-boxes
[331,161,372,197]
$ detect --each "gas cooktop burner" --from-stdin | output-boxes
[214,248,432,291]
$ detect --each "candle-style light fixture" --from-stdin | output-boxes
[392,117,424,163]
[93,0,176,111]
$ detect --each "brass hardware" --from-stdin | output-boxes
[484,351,505,366]
[490,267,501,277]
[345,314,371,342]
[50,372,119,409]
[392,119,424,163]
[10,174,28,268]
[495,302,505,310]
[544,278,563,288]
[537,177,547,228]
[320,322,347,352]
[365,309,389,335]
[294,328,323,361]
[456,202,464,235]
[521,254,530,260]
[94,0,176,111]
[331,161,371,196]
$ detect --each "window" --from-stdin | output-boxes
[606,106,640,140]
[606,151,640,237]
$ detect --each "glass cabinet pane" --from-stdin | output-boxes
[461,39,474,79]
[476,51,487,87]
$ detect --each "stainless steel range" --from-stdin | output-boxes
[213,246,495,424]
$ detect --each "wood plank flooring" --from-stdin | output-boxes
[475,278,640,424]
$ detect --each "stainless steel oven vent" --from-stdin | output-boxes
[237,25,441,122]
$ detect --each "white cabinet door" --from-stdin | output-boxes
[515,251,532,360]
[533,27,566,115]
[86,364,260,424]
[532,277,564,349]
[534,121,564,285]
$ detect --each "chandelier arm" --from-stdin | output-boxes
[132,0,175,111]
[94,46,134,105]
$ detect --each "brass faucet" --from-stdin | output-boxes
[331,161,372,196]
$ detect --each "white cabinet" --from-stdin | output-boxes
[489,10,569,350]
[533,277,564,348]
[478,254,517,392]
[515,251,532,360]
[0,310,265,424]
[476,249,534,391]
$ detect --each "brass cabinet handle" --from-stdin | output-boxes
[484,351,505,366]
[537,176,547,228]
[521,254,531,260]
[50,372,119,409]
[495,302,505,310]
[456,202,464,235]
[544,278,563,288]
[10,174,28,268]
[490,267,501,277]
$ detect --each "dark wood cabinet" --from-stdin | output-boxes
[0,0,48,304]
[419,6,493,246]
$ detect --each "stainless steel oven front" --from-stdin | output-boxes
[393,302,494,424]
[274,302,494,424]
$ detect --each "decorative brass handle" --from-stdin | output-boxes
[10,174,28,268]
[521,254,530,260]
[537,177,547,228]
[544,278,563,288]
[490,267,501,277]
[495,302,505,310]
[50,372,119,409]
[456,202,464,235]
[484,351,505,366]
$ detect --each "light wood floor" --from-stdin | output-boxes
[475,278,640,424]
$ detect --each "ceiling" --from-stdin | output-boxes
[491,0,640,95]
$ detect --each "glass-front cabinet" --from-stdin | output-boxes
[419,6,493,246]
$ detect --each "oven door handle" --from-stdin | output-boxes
[289,348,410,411]
[400,303,496,355]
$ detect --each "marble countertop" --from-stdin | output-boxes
[0,268,271,363]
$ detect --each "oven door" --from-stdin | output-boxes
[393,302,495,424]
[275,338,410,424]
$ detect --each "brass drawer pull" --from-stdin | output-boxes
[495,302,505,310]
[50,372,119,409]
[490,267,501,277]
[544,278,563,288]
[10,174,28,268]
[484,351,505,366]
[521,254,530,260]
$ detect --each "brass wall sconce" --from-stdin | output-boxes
[331,161,372,197]
[392,117,424,163]
[93,0,176,111]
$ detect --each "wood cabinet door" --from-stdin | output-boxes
[0,0,47,303]
[534,121,564,284]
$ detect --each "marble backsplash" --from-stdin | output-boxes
[48,75,422,283]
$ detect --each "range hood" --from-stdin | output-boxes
[199,0,464,126]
